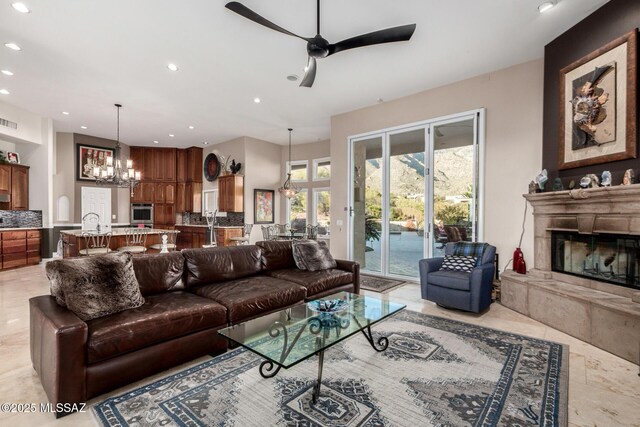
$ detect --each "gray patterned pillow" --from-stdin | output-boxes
[292,239,337,271]
[45,252,144,321]
[440,254,477,273]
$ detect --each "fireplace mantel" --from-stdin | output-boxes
[501,184,640,365]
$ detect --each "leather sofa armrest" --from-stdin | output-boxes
[335,259,360,294]
[30,295,88,408]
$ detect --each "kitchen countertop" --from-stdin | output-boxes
[0,227,43,231]
[60,228,177,237]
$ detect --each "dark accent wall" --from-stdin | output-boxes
[543,0,640,185]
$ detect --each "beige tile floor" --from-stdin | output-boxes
[0,264,638,426]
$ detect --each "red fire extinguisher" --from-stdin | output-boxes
[513,248,527,274]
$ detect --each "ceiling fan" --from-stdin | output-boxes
[225,0,416,88]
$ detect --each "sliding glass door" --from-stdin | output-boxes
[349,110,484,280]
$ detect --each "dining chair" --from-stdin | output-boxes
[80,232,112,256]
[117,228,148,254]
[230,224,253,245]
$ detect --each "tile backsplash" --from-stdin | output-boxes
[182,211,244,226]
[0,210,43,228]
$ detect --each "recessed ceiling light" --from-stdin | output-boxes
[538,1,555,13]
[167,63,178,72]
[202,141,209,145]
[62,111,70,115]
[4,43,21,51]
[80,125,87,129]
[11,2,30,13]
[1,70,14,76]
[188,125,194,130]
[169,134,174,137]
[254,97,261,104]
[153,140,159,144]
[286,74,299,82]
[0,89,9,95]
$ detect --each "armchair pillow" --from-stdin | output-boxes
[45,252,144,321]
[292,239,337,271]
[453,242,488,266]
[440,254,477,273]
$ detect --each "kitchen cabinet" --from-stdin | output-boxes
[0,165,30,210]
[176,149,187,182]
[176,182,202,213]
[154,203,175,227]
[0,165,11,194]
[11,166,29,210]
[0,229,41,269]
[186,147,203,182]
[218,174,243,213]
[131,182,155,203]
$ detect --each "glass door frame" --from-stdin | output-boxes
[347,108,485,280]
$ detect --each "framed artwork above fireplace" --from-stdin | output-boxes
[558,29,637,170]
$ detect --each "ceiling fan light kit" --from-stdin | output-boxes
[225,0,416,88]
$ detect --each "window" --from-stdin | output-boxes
[313,157,331,181]
[313,188,330,231]
[287,190,307,231]
[287,160,308,182]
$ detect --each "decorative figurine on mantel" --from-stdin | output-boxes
[552,178,564,191]
[534,169,548,192]
[579,173,600,188]
[601,171,612,187]
[568,179,576,190]
[528,181,537,194]
[622,169,635,185]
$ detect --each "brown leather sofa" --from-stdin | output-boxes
[30,242,359,415]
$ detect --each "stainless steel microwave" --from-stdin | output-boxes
[131,203,153,224]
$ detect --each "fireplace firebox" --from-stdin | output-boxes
[552,232,640,290]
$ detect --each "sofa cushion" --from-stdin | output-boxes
[45,252,145,321]
[428,270,471,291]
[265,268,353,297]
[182,245,263,288]
[291,240,337,271]
[86,291,227,364]
[255,240,296,271]
[132,252,185,296]
[190,276,306,323]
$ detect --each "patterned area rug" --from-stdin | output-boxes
[93,311,568,426]
[359,274,406,293]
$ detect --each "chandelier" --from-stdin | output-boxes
[93,104,141,196]
[279,128,299,199]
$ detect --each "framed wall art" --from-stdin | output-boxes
[76,144,114,181]
[558,29,637,170]
[254,189,274,224]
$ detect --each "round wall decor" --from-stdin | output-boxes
[204,153,221,182]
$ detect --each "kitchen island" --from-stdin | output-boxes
[175,225,243,248]
[60,228,177,258]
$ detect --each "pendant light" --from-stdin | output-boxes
[92,104,141,196]
[279,128,299,199]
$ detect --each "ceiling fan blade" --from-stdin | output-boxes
[328,23,416,56]
[225,2,311,42]
[300,57,317,88]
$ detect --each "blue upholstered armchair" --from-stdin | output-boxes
[419,242,496,313]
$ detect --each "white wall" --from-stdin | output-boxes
[0,100,54,226]
[329,59,544,272]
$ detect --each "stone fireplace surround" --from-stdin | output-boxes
[501,185,640,364]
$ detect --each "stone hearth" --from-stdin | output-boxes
[502,185,640,364]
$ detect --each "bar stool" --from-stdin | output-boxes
[229,224,253,246]
[149,230,178,252]
[80,232,112,256]
[117,228,148,254]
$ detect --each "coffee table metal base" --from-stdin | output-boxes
[257,321,390,404]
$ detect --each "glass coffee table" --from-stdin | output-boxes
[219,291,405,403]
